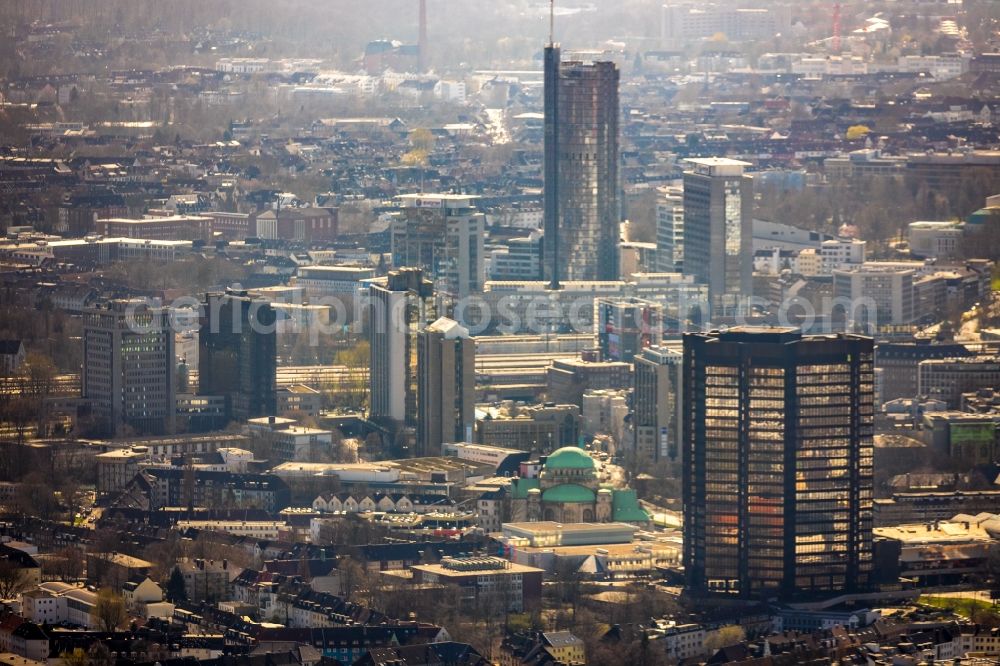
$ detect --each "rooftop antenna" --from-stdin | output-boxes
[549,0,555,46]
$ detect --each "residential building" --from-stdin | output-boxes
[543,46,620,285]
[0,341,26,374]
[95,448,146,497]
[683,328,875,600]
[86,553,152,590]
[176,558,236,603]
[83,299,175,436]
[681,158,753,315]
[416,317,475,457]
[198,289,277,423]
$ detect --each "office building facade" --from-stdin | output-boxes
[597,297,663,362]
[543,46,620,285]
[683,328,874,600]
[198,289,277,423]
[681,158,753,315]
[368,268,436,435]
[656,185,684,273]
[391,194,485,298]
[83,299,176,436]
[417,317,475,457]
[633,346,683,467]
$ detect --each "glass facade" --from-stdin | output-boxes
[543,51,620,284]
[683,328,874,600]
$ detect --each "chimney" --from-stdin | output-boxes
[418,0,428,72]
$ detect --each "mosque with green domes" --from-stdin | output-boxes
[509,446,649,525]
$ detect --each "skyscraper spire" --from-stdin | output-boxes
[549,0,555,46]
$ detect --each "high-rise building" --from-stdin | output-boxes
[681,158,752,315]
[596,297,663,362]
[83,299,176,436]
[391,194,485,298]
[417,317,475,457]
[542,44,620,286]
[368,268,436,434]
[656,185,684,273]
[633,346,683,468]
[198,289,277,423]
[683,328,874,600]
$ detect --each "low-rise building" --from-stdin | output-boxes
[409,557,544,613]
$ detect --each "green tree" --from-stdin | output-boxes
[165,566,187,602]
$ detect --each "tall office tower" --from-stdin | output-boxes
[198,289,277,423]
[542,45,620,285]
[596,297,663,362]
[368,268,436,436]
[83,299,176,436]
[683,328,875,601]
[417,317,475,457]
[632,346,683,468]
[656,185,684,273]
[681,158,753,316]
[391,194,485,298]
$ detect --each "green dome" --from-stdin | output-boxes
[545,447,595,470]
[542,484,596,504]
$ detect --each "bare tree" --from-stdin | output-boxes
[0,559,33,598]
[90,588,127,632]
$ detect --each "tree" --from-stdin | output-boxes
[59,649,90,666]
[90,588,127,632]
[0,559,32,598]
[337,556,365,602]
[845,125,871,141]
[703,625,746,653]
[165,566,187,602]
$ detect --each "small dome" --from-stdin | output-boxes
[545,446,595,471]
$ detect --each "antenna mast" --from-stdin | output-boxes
[549,0,554,46]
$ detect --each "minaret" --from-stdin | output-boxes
[542,0,561,289]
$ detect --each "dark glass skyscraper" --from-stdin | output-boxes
[198,289,277,423]
[683,328,874,601]
[542,45,620,285]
